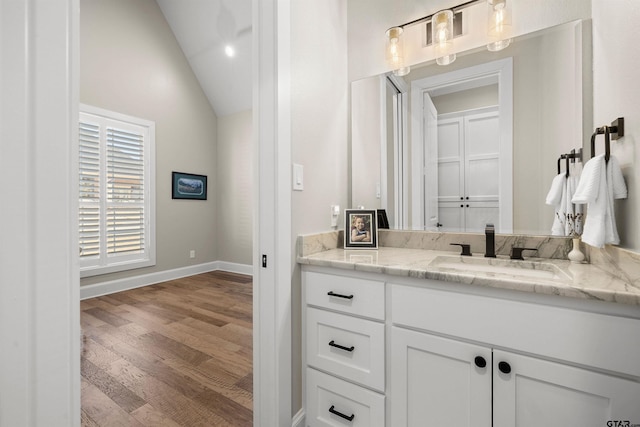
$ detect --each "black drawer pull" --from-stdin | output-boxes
[327,291,354,300]
[329,340,355,352]
[329,405,355,422]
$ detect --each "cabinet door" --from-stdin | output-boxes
[493,350,640,427]
[390,327,492,427]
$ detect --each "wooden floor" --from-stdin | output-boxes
[80,271,253,427]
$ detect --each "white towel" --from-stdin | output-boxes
[572,154,627,248]
[546,173,566,236]
[566,173,583,236]
[546,170,584,236]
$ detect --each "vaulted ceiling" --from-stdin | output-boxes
[157,0,252,118]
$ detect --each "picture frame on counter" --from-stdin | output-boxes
[345,209,378,249]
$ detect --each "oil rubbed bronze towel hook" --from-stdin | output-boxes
[591,117,625,163]
[557,149,582,177]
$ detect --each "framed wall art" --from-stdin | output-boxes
[172,171,207,200]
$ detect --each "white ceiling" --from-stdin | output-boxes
[157,0,252,118]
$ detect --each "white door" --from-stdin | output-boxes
[423,92,439,230]
[436,117,464,231]
[437,109,499,232]
[390,327,492,427]
[493,350,640,427]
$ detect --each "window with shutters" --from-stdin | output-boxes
[79,105,156,277]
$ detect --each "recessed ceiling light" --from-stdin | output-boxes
[224,45,235,57]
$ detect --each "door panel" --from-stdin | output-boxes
[391,327,492,427]
[493,350,640,427]
[423,93,439,230]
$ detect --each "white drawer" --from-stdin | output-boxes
[391,283,640,378]
[304,271,385,320]
[306,307,385,391]
[306,367,385,427]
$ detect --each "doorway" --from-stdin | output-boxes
[410,58,514,233]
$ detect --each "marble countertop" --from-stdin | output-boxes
[298,247,640,306]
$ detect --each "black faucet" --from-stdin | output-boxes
[450,243,472,256]
[484,224,496,258]
[510,247,538,260]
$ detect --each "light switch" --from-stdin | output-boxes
[293,163,304,191]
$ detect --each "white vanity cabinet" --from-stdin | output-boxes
[302,266,640,427]
[391,327,640,427]
[391,283,640,427]
[303,270,386,427]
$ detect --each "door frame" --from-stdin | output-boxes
[252,0,293,425]
[410,58,513,233]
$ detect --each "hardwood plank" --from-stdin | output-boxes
[136,296,229,327]
[82,358,147,413]
[129,301,189,323]
[106,358,234,427]
[81,271,253,426]
[219,323,253,349]
[138,331,212,366]
[81,378,145,427]
[81,409,101,427]
[193,387,253,426]
[84,306,132,328]
[235,372,253,394]
[163,357,253,410]
[166,320,243,354]
[86,327,210,400]
[131,404,183,427]
[152,291,249,329]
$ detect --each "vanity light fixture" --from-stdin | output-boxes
[385,0,514,72]
[487,0,512,52]
[432,9,456,66]
[385,27,410,76]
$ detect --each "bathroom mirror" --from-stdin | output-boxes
[350,20,592,235]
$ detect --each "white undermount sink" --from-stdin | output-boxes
[428,255,572,282]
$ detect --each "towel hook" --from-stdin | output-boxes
[591,117,624,163]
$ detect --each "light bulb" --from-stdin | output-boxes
[224,45,235,57]
[487,0,512,52]
[432,10,456,66]
[385,27,409,74]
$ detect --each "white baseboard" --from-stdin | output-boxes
[292,409,305,427]
[80,261,253,300]
[216,260,254,276]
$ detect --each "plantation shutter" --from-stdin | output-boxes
[79,121,101,258]
[106,127,145,255]
[79,106,155,277]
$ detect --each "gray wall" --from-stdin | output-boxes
[291,0,350,414]
[80,0,220,286]
[592,0,640,252]
[217,110,253,265]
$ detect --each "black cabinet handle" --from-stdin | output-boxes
[474,356,487,368]
[329,340,355,352]
[327,291,354,300]
[498,361,511,374]
[329,405,355,422]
